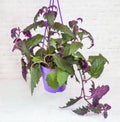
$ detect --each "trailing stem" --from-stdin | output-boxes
[77,66,91,105]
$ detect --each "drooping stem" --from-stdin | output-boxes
[77,66,91,105]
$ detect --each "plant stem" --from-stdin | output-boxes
[83,77,92,82]
[77,66,91,105]
[74,73,80,83]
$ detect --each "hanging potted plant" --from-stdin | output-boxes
[11,0,111,118]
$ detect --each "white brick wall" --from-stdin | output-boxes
[0,0,120,81]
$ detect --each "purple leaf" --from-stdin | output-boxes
[69,20,78,28]
[37,20,47,27]
[104,104,111,110]
[11,28,17,38]
[92,96,99,107]
[77,17,83,23]
[21,58,27,81]
[87,36,94,49]
[82,60,90,72]
[78,59,90,72]
[13,38,22,43]
[91,85,110,100]
[34,6,47,22]
[12,45,17,52]
[37,6,47,16]
[12,38,22,52]
[11,27,20,38]
[23,30,32,38]
[103,111,108,118]
[80,28,94,49]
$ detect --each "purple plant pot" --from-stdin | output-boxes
[40,65,66,93]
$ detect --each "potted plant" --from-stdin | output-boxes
[11,0,111,118]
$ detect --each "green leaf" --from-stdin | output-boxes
[30,64,41,94]
[34,6,47,22]
[24,23,37,31]
[26,34,43,48]
[57,68,69,86]
[61,97,81,108]
[50,39,57,49]
[19,41,31,60]
[46,71,59,89]
[88,54,109,64]
[53,54,73,74]
[63,56,77,64]
[24,21,46,31]
[88,54,108,78]
[62,33,73,44]
[63,44,70,57]
[32,56,43,63]
[34,15,38,23]
[46,46,55,54]
[73,52,85,59]
[53,22,74,37]
[92,107,101,113]
[35,49,43,57]
[45,13,54,26]
[21,58,27,81]
[73,106,89,115]
[78,32,84,40]
[69,42,83,55]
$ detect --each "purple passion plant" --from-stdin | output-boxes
[11,5,111,118]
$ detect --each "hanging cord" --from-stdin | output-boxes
[42,0,53,50]
[49,0,52,6]
[52,0,55,6]
[42,0,63,51]
[56,0,63,24]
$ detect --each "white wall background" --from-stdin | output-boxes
[0,0,120,122]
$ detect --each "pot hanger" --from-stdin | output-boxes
[42,0,63,50]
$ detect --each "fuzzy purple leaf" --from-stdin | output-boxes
[11,28,18,38]
[69,20,78,28]
[11,27,20,38]
[23,30,32,38]
[91,85,110,100]
[104,104,111,110]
